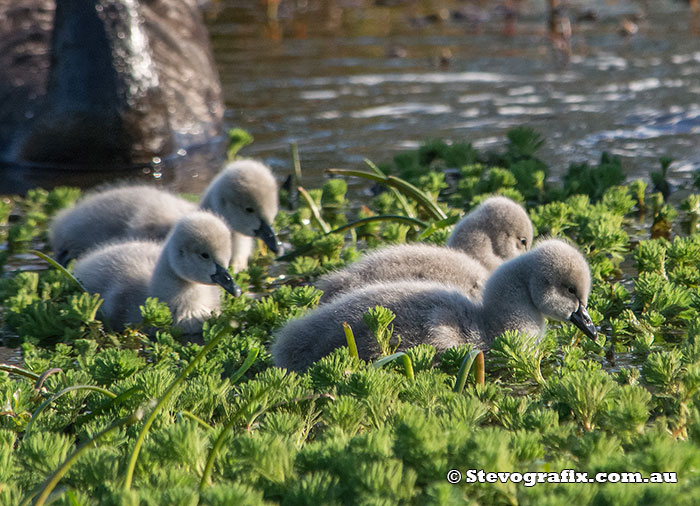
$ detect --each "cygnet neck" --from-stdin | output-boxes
[461,228,502,271]
[149,246,190,305]
[479,256,545,342]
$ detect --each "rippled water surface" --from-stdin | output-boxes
[210,0,700,188]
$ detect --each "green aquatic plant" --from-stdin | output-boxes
[363,306,400,357]
[5,133,700,503]
[681,194,700,234]
[563,152,624,201]
[226,128,254,161]
[490,331,553,385]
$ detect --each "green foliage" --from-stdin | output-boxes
[5,131,700,503]
[563,152,625,201]
[490,331,554,385]
[227,128,254,160]
[362,306,400,356]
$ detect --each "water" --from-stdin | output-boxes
[211,0,700,189]
[1,0,698,192]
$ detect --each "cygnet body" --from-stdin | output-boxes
[272,239,597,372]
[314,196,532,303]
[447,196,533,271]
[49,159,280,270]
[315,244,489,302]
[73,212,240,334]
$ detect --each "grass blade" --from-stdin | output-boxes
[276,215,428,262]
[0,364,40,382]
[327,168,447,221]
[123,325,233,490]
[453,350,485,393]
[25,385,117,436]
[30,250,87,292]
[364,159,417,219]
[230,348,260,384]
[372,352,415,380]
[298,185,330,233]
[23,408,144,506]
[343,322,359,360]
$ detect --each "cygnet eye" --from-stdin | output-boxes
[245,207,254,214]
[568,286,576,295]
[520,237,527,247]
[200,252,210,260]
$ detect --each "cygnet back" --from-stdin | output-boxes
[447,196,533,271]
[49,159,280,268]
[50,186,195,265]
[313,196,532,304]
[315,244,489,303]
[73,211,240,334]
[272,239,596,372]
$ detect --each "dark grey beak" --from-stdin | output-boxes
[254,220,281,255]
[211,263,241,297]
[569,303,597,340]
[56,249,72,267]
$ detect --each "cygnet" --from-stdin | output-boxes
[49,159,280,270]
[272,239,597,372]
[315,244,489,303]
[314,196,532,303]
[447,196,533,271]
[73,211,241,334]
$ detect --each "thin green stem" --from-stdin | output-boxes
[298,186,330,233]
[23,409,143,506]
[199,391,268,490]
[373,352,414,380]
[327,168,447,221]
[453,350,484,393]
[401,354,415,381]
[343,322,359,360]
[30,250,87,292]
[179,411,214,431]
[26,385,117,436]
[230,348,260,384]
[364,159,416,219]
[123,325,232,490]
[34,368,63,392]
[0,364,40,382]
[72,385,140,427]
[276,215,427,262]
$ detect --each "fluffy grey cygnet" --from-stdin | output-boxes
[49,159,280,270]
[447,196,533,271]
[272,239,597,372]
[314,196,532,303]
[315,244,490,302]
[73,211,241,334]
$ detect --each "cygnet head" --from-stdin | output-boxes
[482,197,533,259]
[449,196,533,268]
[201,159,280,254]
[526,239,596,339]
[165,212,241,297]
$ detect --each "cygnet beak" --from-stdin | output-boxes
[569,303,597,340]
[211,263,242,297]
[254,220,281,255]
[56,249,72,267]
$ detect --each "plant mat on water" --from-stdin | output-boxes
[2,129,700,504]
